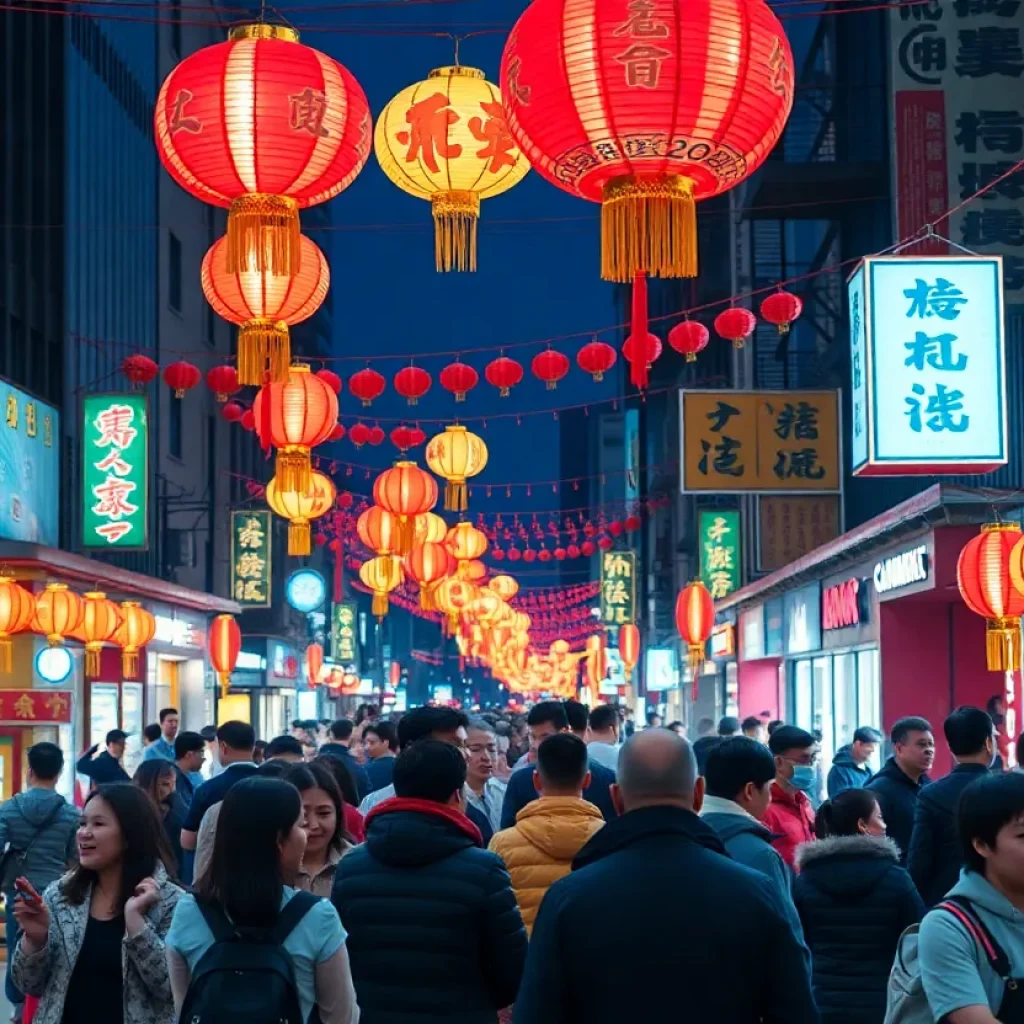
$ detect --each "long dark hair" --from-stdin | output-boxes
[63,784,177,908]
[133,760,174,811]
[313,753,359,809]
[196,777,302,929]
[814,788,881,839]
[284,761,353,850]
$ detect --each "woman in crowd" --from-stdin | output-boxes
[792,788,924,1023]
[134,760,186,874]
[315,754,366,843]
[11,784,182,1024]
[284,762,355,897]
[166,777,359,1024]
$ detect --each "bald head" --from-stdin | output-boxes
[615,729,700,812]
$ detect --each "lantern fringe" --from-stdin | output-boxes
[687,642,705,698]
[432,191,480,273]
[227,194,301,278]
[420,585,434,611]
[444,480,468,513]
[122,650,139,679]
[86,646,102,679]
[987,618,1021,671]
[288,521,312,557]
[219,671,230,700]
[0,638,10,674]
[601,174,697,283]
[776,323,791,336]
[276,448,312,496]
[372,592,389,618]
[238,321,290,386]
[685,352,697,363]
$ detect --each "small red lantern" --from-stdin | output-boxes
[676,581,715,691]
[715,308,758,349]
[507,546,522,562]
[121,354,159,388]
[206,365,239,402]
[440,361,479,403]
[625,514,642,532]
[581,540,596,557]
[240,409,255,431]
[394,365,431,406]
[306,642,324,689]
[317,369,343,394]
[577,340,617,382]
[367,426,385,447]
[760,290,803,335]
[532,348,570,390]
[349,422,371,448]
[485,356,524,398]
[209,613,241,698]
[619,623,640,683]
[349,368,385,407]
[163,361,201,398]
[960,523,1024,671]
[598,535,614,551]
[622,333,662,386]
[668,320,710,362]
[329,423,345,441]
[609,520,624,537]
[222,401,243,423]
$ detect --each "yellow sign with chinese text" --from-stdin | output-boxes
[680,390,841,493]
[600,550,636,627]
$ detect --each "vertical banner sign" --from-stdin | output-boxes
[82,394,148,549]
[231,510,272,608]
[757,495,841,571]
[331,601,360,672]
[848,255,1006,475]
[889,0,1024,301]
[600,550,636,626]
[699,510,742,599]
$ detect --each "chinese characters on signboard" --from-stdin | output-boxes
[82,394,148,549]
[231,511,272,608]
[332,601,360,673]
[698,510,741,598]
[0,689,72,724]
[757,496,841,572]
[889,0,1024,300]
[600,550,636,626]
[848,255,1006,475]
[0,378,59,546]
[680,390,841,492]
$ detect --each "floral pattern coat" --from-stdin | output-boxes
[10,863,183,1024]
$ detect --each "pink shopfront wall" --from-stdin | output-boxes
[738,658,784,722]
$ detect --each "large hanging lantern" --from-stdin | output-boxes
[960,523,1024,671]
[434,576,479,632]
[266,471,336,555]
[619,623,640,683]
[0,576,35,673]
[81,592,122,678]
[446,521,488,562]
[458,558,487,582]
[115,601,157,679]
[373,461,438,554]
[489,574,519,601]
[425,424,489,512]
[356,506,403,555]
[202,234,330,385]
[155,24,371,276]
[404,541,455,608]
[415,511,449,545]
[306,642,324,689]
[210,614,241,698]
[34,584,84,648]
[254,364,338,495]
[675,581,715,688]
[374,65,529,272]
[500,0,793,282]
[359,555,404,618]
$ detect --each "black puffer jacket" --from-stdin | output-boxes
[793,835,924,1023]
[332,797,527,1024]
[865,758,929,864]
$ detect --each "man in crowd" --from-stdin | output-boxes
[75,728,130,786]
[334,740,527,1022]
[742,716,765,743]
[320,718,372,800]
[909,705,995,905]
[646,711,663,729]
[718,716,742,738]
[827,725,882,798]
[513,730,817,1023]
[762,725,819,867]
[464,718,507,835]
[867,715,934,864]
[489,733,604,934]
[691,716,720,776]
[143,706,179,761]
[702,736,805,942]
[0,742,80,1023]
[263,734,306,764]
[143,723,161,750]
[586,703,621,771]
[173,730,206,804]
[500,701,616,828]
[363,719,398,792]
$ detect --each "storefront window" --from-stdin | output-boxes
[858,648,882,769]
[89,683,120,749]
[122,682,145,776]
[813,657,834,769]
[725,663,739,718]
[833,653,858,754]
[794,660,812,733]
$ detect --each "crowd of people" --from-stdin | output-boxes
[2,698,1024,1022]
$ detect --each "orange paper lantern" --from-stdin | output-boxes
[34,584,84,648]
[0,576,35,673]
[675,581,715,688]
[306,642,324,689]
[404,541,454,608]
[81,592,123,678]
[619,623,640,683]
[357,506,403,556]
[115,601,157,679]
[373,462,438,554]
[446,522,488,562]
[210,614,242,698]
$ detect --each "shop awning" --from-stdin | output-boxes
[716,484,1024,613]
[0,542,240,615]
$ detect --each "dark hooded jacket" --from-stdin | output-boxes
[0,788,79,896]
[793,835,924,1023]
[826,745,872,798]
[512,806,818,1024]
[865,757,929,864]
[332,797,527,1024]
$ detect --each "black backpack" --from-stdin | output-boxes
[178,890,320,1024]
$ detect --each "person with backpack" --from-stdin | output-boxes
[166,776,359,1024]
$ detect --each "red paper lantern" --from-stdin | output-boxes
[625,514,642,532]
[317,368,343,394]
[155,25,371,276]
[390,426,415,452]
[374,461,438,551]
[622,333,662,382]
[222,401,243,423]
[581,540,596,557]
[349,422,371,448]
[121,354,159,387]
[668,320,710,362]
[206,364,239,402]
[357,506,402,555]
[715,307,758,349]
[408,426,427,448]
[538,549,552,562]
[577,340,617,382]
[598,535,614,551]
[485,356,524,397]
[960,523,1024,671]
[306,642,324,689]
[329,423,345,441]
[567,543,581,559]
[240,408,255,431]
[760,290,803,335]
[163,361,201,398]
[404,541,455,608]
[209,613,241,697]
[609,520,624,537]
[532,349,570,390]
[554,547,567,560]
[440,361,479,403]
[676,581,715,685]
[507,546,522,562]
[523,548,537,563]
[619,623,640,682]
[367,426,385,447]
[394,365,431,406]
[349,367,386,407]
[500,0,794,281]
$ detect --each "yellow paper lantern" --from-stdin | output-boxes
[359,555,404,618]
[446,521,488,562]
[434,577,479,633]
[457,558,487,582]
[374,65,529,272]
[415,512,449,545]
[489,575,519,601]
[426,425,489,512]
[266,471,336,556]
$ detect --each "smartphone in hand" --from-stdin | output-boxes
[14,877,42,907]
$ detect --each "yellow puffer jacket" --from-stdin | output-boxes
[488,796,605,934]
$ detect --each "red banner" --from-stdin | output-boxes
[893,91,948,256]
[0,690,72,723]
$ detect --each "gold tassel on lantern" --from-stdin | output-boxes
[276,447,312,496]
[445,481,467,514]
[432,192,479,273]
[226,194,301,277]
[86,646,102,679]
[288,521,311,557]
[686,641,706,678]
[122,650,139,679]
[987,617,1021,671]
[601,175,697,283]
[372,592,389,618]
[238,320,291,386]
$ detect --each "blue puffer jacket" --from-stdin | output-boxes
[865,757,929,864]
[826,746,872,798]
[793,835,924,1024]
[333,797,527,1024]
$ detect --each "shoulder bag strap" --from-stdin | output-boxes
[196,900,239,944]
[18,800,67,859]
[937,897,1012,979]
[272,890,319,945]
